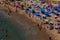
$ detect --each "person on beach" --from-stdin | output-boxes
[49,19,54,30]
[20,1,25,10]
[37,23,42,30]
[55,15,58,19]
[14,2,19,12]
[42,15,47,19]
[31,6,35,18]
[55,18,60,33]
[49,37,52,40]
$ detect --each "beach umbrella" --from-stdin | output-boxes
[58,4,60,7]
[57,7,60,11]
[35,11,42,19]
[53,6,58,10]
[35,11,40,15]
[40,8,45,14]
[44,11,51,16]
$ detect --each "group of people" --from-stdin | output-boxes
[18,1,60,30]
[0,0,60,33]
[6,0,60,31]
[24,1,60,33]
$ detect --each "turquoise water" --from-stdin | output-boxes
[0,10,25,40]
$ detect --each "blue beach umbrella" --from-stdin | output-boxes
[53,6,58,10]
[57,8,60,11]
[35,12,40,15]
[35,11,42,19]
[58,4,60,7]
[44,11,51,16]
[53,6,60,11]
[40,8,45,14]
